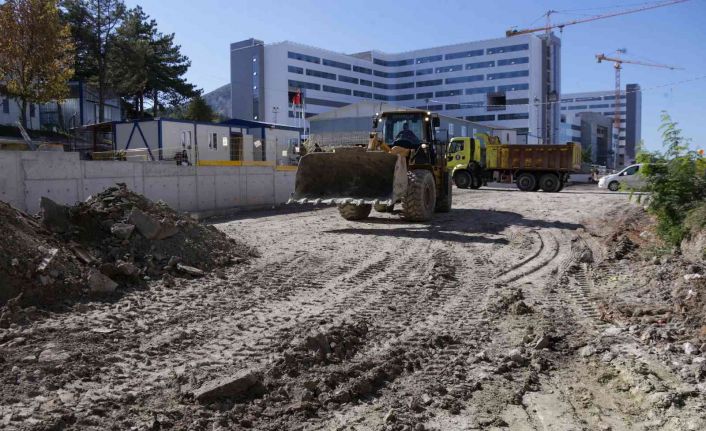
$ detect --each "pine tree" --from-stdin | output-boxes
[0,0,75,129]
[185,94,216,122]
[60,0,125,122]
[108,6,195,117]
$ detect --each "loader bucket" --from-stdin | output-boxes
[289,151,408,206]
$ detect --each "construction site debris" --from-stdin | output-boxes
[194,368,265,402]
[0,184,251,309]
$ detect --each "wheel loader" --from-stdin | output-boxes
[288,109,452,221]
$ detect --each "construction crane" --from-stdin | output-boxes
[595,51,682,128]
[506,0,688,37]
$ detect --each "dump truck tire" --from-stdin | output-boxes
[470,173,482,189]
[374,203,394,213]
[435,173,452,213]
[338,204,372,220]
[403,170,436,221]
[539,173,561,193]
[453,171,472,189]
[517,173,537,192]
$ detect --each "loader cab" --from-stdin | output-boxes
[378,111,441,165]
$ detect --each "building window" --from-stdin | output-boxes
[497,57,529,66]
[352,65,372,75]
[374,94,389,101]
[486,44,529,55]
[416,92,433,99]
[374,70,414,78]
[487,70,529,80]
[288,80,320,91]
[445,49,484,60]
[416,79,443,87]
[507,98,529,105]
[338,75,359,84]
[306,68,336,80]
[288,65,303,74]
[575,96,602,102]
[373,58,414,67]
[288,51,320,64]
[465,86,496,95]
[497,83,529,92]
[568,105,588,110]
[416,68,433,76]
[360,79,373,87]
[353,90,373,98]
[589,104,610,109]
[466,115,495,122]
[416,54,443,64]
[210,132,218,150]
[446,75,484,85]
[305,97,347,108]
[466,60,494,70]
[435,89,463,98]
[322,58,351,70]
[322,85,351,95]
[497,113,529,120]
[435,64,462,74]
[418,104,443,111]
[2,98,9,114]
[390,94,415,101]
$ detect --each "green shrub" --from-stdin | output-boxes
[639,112,706,246]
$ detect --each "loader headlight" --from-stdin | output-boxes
[421,144,428,149]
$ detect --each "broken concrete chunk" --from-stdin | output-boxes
[40,197,71,233]
[117,261,140,277]
[87,268,118,293]
[38,347,70,363]
[128,208,162,240]
[128,208,178,240]
[176,263,205,277]
[110,223,135,240]
[36,247,59,273]
[194,368,264,402]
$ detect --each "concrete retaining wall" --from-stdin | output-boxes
[0,151,296,214]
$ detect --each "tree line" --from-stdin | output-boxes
[0,0,215,129]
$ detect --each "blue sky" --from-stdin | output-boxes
[130,0,705,151]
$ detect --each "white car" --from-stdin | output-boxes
[598,164,647,191]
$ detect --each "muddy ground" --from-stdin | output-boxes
[1,184,705,430]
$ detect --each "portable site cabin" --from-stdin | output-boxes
[113,118,301,166]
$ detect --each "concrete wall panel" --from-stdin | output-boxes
[24,179,80,213]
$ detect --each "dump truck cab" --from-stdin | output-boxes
[446,134,493,189]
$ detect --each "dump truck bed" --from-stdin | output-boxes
[485,143,581,172]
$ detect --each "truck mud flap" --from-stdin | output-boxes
[289,151,407,206]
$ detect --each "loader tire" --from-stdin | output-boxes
[374,203,394,213]
[338,203,372,220]
[403,170,436,222]
[435,173,452,213]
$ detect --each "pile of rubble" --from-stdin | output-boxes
[593,206,706,356]
[0,184,251,311]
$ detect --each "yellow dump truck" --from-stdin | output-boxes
[447,133,581,192]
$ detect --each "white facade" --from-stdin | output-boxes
[561,84,641,165]
[231,34,561,144]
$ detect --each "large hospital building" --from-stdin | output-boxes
[230,34,561,145]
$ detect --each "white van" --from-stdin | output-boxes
[598,164,647,191]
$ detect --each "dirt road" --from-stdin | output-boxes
[1,184,704,430]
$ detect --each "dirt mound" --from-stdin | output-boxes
[0,202,84,310]
[0,184,251,311]
[592,205,706,353]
